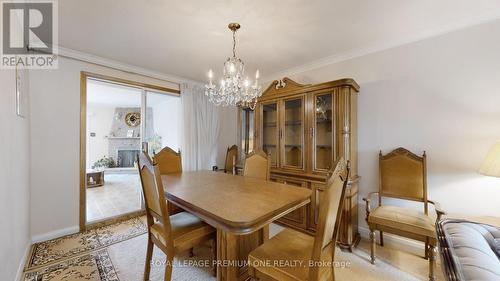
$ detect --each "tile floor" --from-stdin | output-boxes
[86,172,143,222]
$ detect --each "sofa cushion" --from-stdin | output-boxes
[442,221,500,281]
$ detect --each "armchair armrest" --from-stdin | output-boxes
[362,192,380,221]
[428,200,446,221]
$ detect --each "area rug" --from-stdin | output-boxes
[27,217,147,269]
[23,250,119,281]
[22,216,424,281]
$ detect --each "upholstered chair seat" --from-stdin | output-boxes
[248,229,317,281]
[150,212,214,249]
[368,205,435,238]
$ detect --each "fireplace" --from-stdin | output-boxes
[117,150,140,167]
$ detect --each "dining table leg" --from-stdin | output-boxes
[216,226,269,281]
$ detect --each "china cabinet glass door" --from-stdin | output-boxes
[262,102,278,167]
[313,93,333,171]
[282,97,304,169]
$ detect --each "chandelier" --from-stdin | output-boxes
[205,23,262,109]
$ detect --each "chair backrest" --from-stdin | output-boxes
[154,146,182,175]
[243,150,270,180]
[137,152,174,250]
[309,158,349,281]
[224,145,238,174]
[379,147,427,209]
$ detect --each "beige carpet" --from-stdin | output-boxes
[22,216,426,281]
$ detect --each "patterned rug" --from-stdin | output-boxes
[22,217,147,281]
[24,250,119,281]
[21,216,427,281]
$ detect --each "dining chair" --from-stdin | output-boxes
[224,145,238,174]
[137,152,216,281]
[363,147,445,281]
[248,158,349,281]
[154,146,182,174]
[153,146,184,216]
[243,150,270,180]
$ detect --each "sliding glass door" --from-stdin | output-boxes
[86,79,143,223]
[84,78,181,225]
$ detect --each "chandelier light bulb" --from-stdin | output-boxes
[229,63,235,73]
[255,69,260,79]
[208,69,213,79]
[244,79,250,88]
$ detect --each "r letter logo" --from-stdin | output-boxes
[1,0,58,69]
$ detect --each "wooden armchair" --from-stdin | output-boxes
[363,148,445,281]
[248,159,349,281]
[137,152,216,281]
[224,145,238,174]
[243,150,270,181]
[153,146,183,215]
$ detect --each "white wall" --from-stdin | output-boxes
[0,69,31,280]
[87,104,115,168]
[29,57,237,238]
[147,93,182,152]
[273,20,500,225]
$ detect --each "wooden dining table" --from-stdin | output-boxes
[162,170,312,281]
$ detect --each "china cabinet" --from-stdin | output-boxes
[253,77,360,250]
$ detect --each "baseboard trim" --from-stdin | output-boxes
[15,242,31,281]
[358,226,425,253]
[31,225,80,244]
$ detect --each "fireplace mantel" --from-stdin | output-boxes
[107,137,141,140]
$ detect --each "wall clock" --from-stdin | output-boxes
[125,112,141,127]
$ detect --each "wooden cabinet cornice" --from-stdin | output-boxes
[252,77,360,250]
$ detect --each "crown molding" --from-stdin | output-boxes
[57,46,203,86]
[262,15,500,82]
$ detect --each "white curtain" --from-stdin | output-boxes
[180,83,221,171]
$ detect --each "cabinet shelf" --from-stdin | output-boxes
[316,145,332,148]
[315,119,332,124]
[264,121,304,127]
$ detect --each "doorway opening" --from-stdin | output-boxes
[80,72,180,229]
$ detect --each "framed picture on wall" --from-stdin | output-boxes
[16,64,29,118]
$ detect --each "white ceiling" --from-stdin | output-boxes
[87,79,142,107]
[87,79,180,107]
[59,0,500,82]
